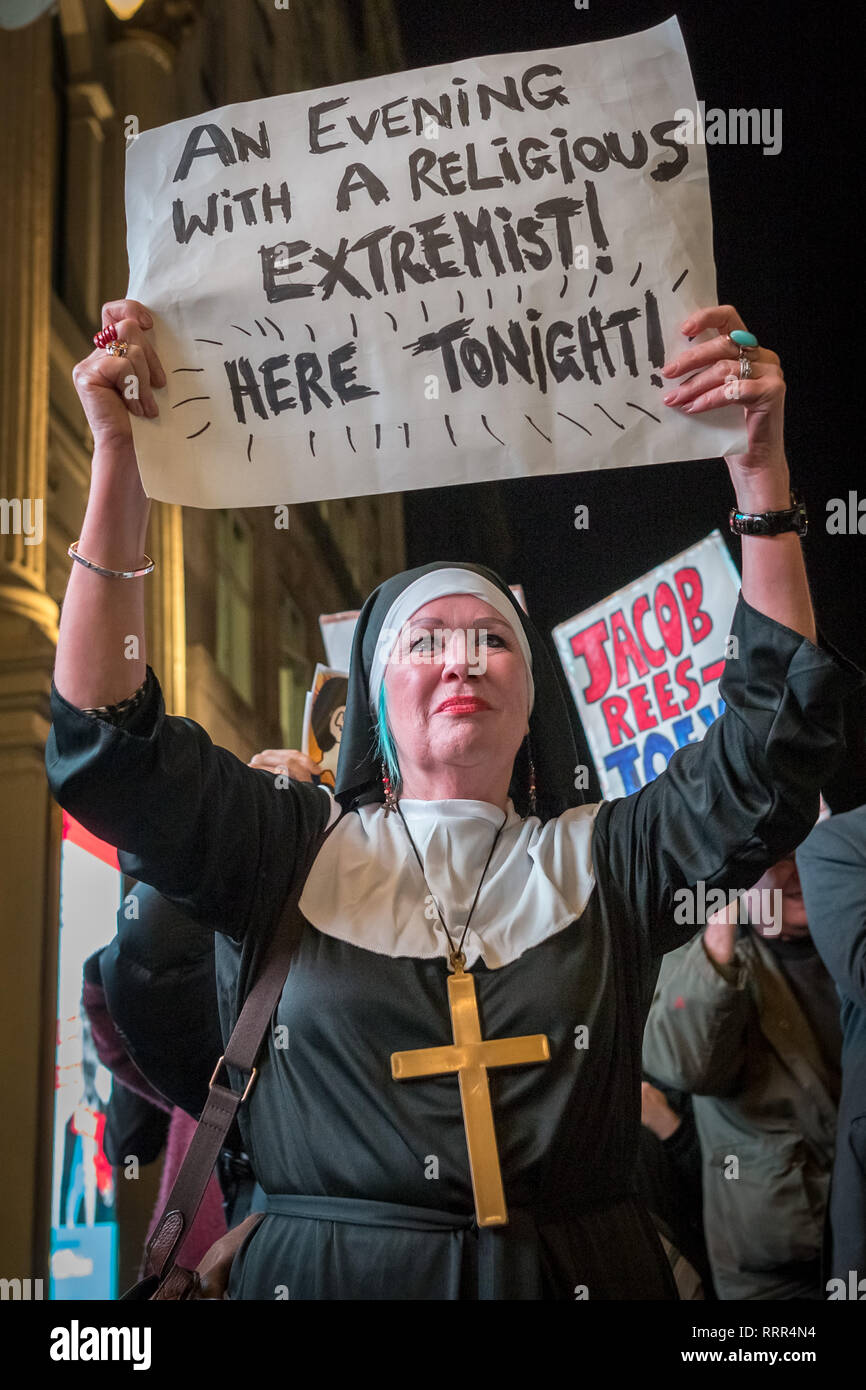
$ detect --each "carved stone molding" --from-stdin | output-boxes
[106,0,205,58]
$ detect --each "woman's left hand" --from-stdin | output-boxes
[660,304,787,491]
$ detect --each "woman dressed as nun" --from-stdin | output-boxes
[48,299,861,1299]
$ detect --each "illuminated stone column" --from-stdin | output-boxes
[144,500,187,714]
[0,15,56,612]
[0,13,62,1283]
[64,81,115,330]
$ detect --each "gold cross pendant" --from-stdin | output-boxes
[391,955,550,1227]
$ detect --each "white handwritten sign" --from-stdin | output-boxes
[553,532,741,798]
[125,17,747,507]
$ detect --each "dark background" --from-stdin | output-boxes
[392,0,865,805]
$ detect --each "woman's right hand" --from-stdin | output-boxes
[640,1081,681,1141]
[702,899,739,967]
[248,749,323,782]
[71,299,166,453]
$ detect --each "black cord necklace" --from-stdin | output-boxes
[395,800,507,970]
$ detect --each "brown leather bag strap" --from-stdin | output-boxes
[145,801,346,1281]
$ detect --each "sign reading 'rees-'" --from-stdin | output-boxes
[552,532,741,797]
[124,17,746,509]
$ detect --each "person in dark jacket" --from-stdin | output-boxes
[636,1079,714,1298]
[82,879,262,1271]
[796,804,866,1297]
[642,862,842,1300]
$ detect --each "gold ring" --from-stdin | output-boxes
[106,339,129,358]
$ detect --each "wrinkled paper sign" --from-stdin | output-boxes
[125,17,746,507]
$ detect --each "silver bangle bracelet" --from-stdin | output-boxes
[68,540,155,579]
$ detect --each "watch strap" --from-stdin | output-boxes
[729,490,808,538]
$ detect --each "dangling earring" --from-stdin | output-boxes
[381,759,398,816]
[526,734,537,818]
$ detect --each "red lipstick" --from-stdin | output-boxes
[435,696,490,714]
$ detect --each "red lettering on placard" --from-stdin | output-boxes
[674,656,700,711]
[629,684,658,732]
[601,695,635,746]
[570,618,612,702]
[611,609,649,687]
[701,660,725,685]
[652,670,681,720]
[632,594,665,668]
[675,567,713,644]
[654,581,683,657]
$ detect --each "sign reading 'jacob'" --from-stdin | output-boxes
[125,17,746,507]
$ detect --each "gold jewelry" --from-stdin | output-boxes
[68,540,155,579]
[390,802,550,1226]
[106,339,129,357]
[81,679,148,725]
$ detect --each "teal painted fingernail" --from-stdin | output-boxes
[730,329,758,348]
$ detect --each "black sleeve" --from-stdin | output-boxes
[99,881,225,1118]
[104,1083,170,1168]
[796,805,866,1009]
[591,593,864,956]
[45,665,334,942]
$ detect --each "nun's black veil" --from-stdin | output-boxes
[333,560,586,823]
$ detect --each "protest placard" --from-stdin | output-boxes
[124,17,747,507]
[552,531,741,798]
[302,664,348,787]
[319,611,361,670]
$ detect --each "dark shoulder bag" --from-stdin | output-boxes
[120,808,343,1300]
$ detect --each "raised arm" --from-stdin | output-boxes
[642,925,754,1096]
[661,304,814,641]
[54,299,161,708]
[593,306,862,956]
[46,300,334,937]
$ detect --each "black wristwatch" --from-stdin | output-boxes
[729,490,808,538]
